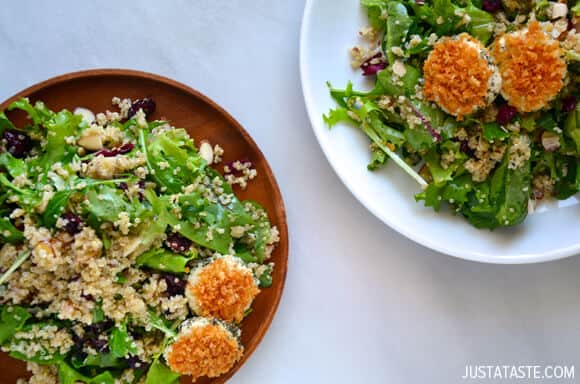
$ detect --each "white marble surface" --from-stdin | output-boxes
[2,1,580,383]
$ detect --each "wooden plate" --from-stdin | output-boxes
[0,69,288,383]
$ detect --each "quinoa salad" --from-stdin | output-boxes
[0,96,279,383]
[325,0,580,229]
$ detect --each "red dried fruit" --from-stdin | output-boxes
[496,105,518,125]
[562,96,577,113]
[3,129,32,158]
[128,98,156,117]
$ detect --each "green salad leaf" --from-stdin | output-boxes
[135,248,197,274]
[144,358,180,384]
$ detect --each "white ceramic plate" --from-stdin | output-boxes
[300,0,580,264]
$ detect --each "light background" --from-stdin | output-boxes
[1,1,580,383]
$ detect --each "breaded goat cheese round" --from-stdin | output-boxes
[164,317,243,380]
[185,255,259,323]
[492,21,567,113]
[423,33,501,119]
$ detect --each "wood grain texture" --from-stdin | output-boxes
[0,69,288,384]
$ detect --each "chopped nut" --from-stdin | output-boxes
[73,107,95,124]
[541,131,560,152]
[199,141,214,165]
[548,2,568,20]
[78,127,103,151]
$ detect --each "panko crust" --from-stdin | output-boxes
[186,257,259,323]
[423,33,498,120]
[165,322,243,380]
[492,21,567,113]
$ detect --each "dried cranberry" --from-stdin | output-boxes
[117,143,134,154]
[81,292,95,302]
[482,0,502,13]
[166,232,192,254]
[71,332,84,349]
[160,273,187,296]
[128,98,156,117]
[117,182,128,191]
[360,53,388,76]
[86,320,114,334]
[562,96,578,113]
[93,338,109,353]
[95,143,135,157]
[126,355,145,369]
[3,129,32,158]
[496,105,518,125]
[61,212,83,235]
[94,148,115,157]
[137,179,146,202]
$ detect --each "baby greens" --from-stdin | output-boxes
[326,0,580,229]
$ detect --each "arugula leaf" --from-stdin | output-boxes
[554,156,580,200]
[368,144,389,171]
[257,264,273,288]
[464,2,494,44]
[86,186,135,223]
[91,300,105,324]
[135,248,197,274]
[147,310,176,339]
[0,173,40,212]
[58,362,116,384]
[483,123,510,142]
[110,321,138,359]
[0,152,26,178]
[385,2,412,63]
[0,111,16,136]
[0,218,24,244]
[7,98,53,128]
[140,129,207,194]
[469,138,531,228]
[42,110,80,166]
[360,117,428,187]
[368,111,406,145]
[377,63,421,97]
[404,128,435,152]
[42,190,73,228]
[442,175,474,205]
[0,306,30,344]
[145,358,180,384]
[415,184,444,211]
[424,150,453,186]
[565,105,580,153]
[323,107,355,128]
[361,0,389,29]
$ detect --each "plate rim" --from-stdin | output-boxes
[299,0,577,264]
[0,68,289,382]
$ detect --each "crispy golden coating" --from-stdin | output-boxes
[492,21,567,113]
[423,34,497,120]
[187,257,259,323]
[165,321,243,381]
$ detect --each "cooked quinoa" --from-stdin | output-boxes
[326,0,580,229]
[0,96,279,382]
